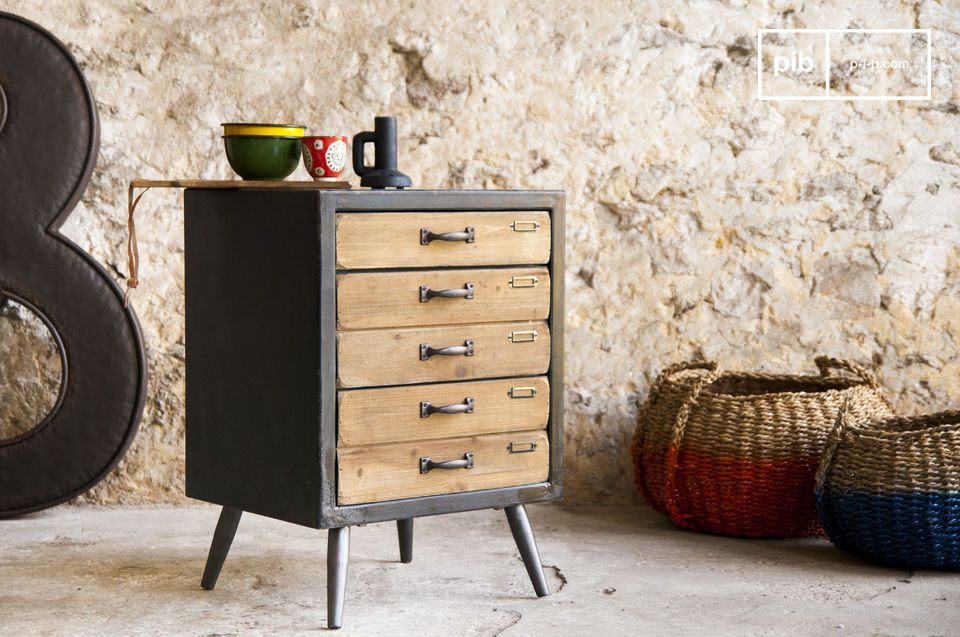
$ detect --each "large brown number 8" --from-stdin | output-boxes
[0,13,146,516]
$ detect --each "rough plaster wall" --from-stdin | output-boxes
[1,0,959,505]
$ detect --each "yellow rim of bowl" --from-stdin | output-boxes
[223,124,305,137]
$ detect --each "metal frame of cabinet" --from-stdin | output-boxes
[184,188,564,628]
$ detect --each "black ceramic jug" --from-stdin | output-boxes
[352,116,413,189]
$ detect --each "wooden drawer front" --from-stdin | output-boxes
[337,321,550,388]
[336,212,551,269]
[337,430,549,504]
[338,377,550,446]
[337,267,550,330]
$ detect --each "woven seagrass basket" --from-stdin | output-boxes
[816,407,960,570]
[631,357,894,538]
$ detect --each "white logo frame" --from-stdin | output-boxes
[757,28,932,101]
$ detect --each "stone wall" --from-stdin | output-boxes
[0,301,62,442]
[2,0,959,505]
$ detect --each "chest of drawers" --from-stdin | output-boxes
[183,188,564,628]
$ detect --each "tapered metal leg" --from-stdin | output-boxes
[201,506,243,590]
[397,518,414,563]
[504,505,549,597]
[327,526,350,629]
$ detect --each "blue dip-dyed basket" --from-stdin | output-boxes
[816,407,960,570]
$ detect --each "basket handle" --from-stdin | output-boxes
[662,360,721,379]
[814,397,853,498]
[659,361,723,526]
[630,361,721,509]
[814,356,894,410]
[631,361,720,453]
[815,356,880,390]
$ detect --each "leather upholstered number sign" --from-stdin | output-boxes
[0,13,146,516]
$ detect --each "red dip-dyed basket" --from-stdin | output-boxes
[630,358,893,538]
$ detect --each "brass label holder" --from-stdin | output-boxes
[510,220,540,232]
[509,276,539,289]
[508,386,538,399]
[508,330,539,343]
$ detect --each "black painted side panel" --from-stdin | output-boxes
[185,189,320,527]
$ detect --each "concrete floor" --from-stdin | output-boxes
[1,504,957,636]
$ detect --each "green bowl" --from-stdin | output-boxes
[222,135,301,180]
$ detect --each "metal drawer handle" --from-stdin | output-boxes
[421,397,475,418]
[420,226,476,245]
[420,452,474,474]
[420,339,474,360]
[420,282,475,303]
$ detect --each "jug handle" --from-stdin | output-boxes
[352,130,376,176]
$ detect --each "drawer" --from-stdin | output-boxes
[338,377,550,446]
[337,267,550,330]
[336,211,551,269]
[337,430,550,504]
[337,321,551,388]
